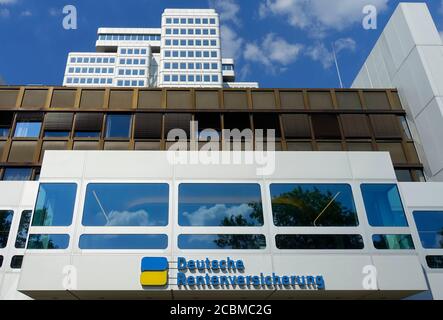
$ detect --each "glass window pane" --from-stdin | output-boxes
[0,210,13,248]
[3,168,32,181]
[82,183,169,226]
[178,234,266,250]
[32,183,77,227]
[276,235,364,250]
[0,256,3,268]
[426,256,443,269]
[14,122,42,138]
[27,234,69,249]
[361,184,408,227]
[413,211,443,249]
[15,210,32,249]
[79,234,168,249]
[270,184,358,227]
[10,255,23,269]
[372,234,414,249]
[178,184,263,227]
[105,114,132,138]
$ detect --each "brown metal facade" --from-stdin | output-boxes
[0,86,424,181]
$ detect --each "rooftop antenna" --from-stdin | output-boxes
[332,42,344,89]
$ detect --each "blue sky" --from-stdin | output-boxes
[0,0,442,88]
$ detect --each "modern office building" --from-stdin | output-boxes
[353,2,443,182]
[0,3,442,300]
[63,9,258,89]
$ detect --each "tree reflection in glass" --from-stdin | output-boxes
[270,184,358,227]
[179,184,264,227]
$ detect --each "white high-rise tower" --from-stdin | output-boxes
[63,8,258,88]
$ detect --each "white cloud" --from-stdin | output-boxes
[209,0,241,26]
[105,210,152,226]
[20,10,32,17]
[0,8,9,18]
[305,38,356,69]
[220,24,244,59]
[259,0,389,36]
[244,33,303,72]
[182,204,254,226]
[0,0,17,4]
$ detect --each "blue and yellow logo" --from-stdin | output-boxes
[140,257,169,286]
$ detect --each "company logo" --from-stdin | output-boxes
[140,257,169,286]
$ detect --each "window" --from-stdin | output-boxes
[27,234,69,249]
[79,234,168,249]
[2,168,32,181]
[270,184,358,227]
[426,256,443,269]
[372,234,414,249]
[32,183,77,227]
[178,235,266,250]
[413,211,443,249]
[361,184,408,227]
[276,235,364,250]
[178,184,263,227]
[14,122,42,138]
[105,114,132,138]
[10,255,23,269]
[0,210,13,248]
[0,256,2,268]
[15,210,32,248]
[82,184,169,226]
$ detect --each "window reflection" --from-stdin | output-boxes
[105,114,132,138]
[79,234,168,249]
[10,255,23,269]
[15,210,32,249]
[413,211,443,249]
[32,183,77,227]
[372,234,415,250]
[270,184,358,227]
[2,168,32,181]
[179,184,263,227]
[276,234,364,250]
[82,184,169,226]
[0,210,13,248]
[426,256,443,269]
[178,234,266,249]
[14,122,41,138]
[361,184,408,227]
[27,234,69,249]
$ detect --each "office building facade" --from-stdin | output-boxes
[63,9,257,89]
[0,3,442,300]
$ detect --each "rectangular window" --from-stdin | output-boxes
[0,256,2,268]
[32,183,77,227]
[15,210,32,249]
[178,234,266,250]
[10,255,23,269]
[14,122,42,138]
[0,210,13,248]
[105,114,132,138]
[79,234,168,249]
[178,183,263,227]
[426,256,443,269]
[361,184,408,227]
[164,75,171,82]
[82,183,169,226]
[270,184,358,227]
[413,211,443,249]
[27,234,69,249]
[372,234,414,250]
[3,168,32,181]
[276,234,364,250]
